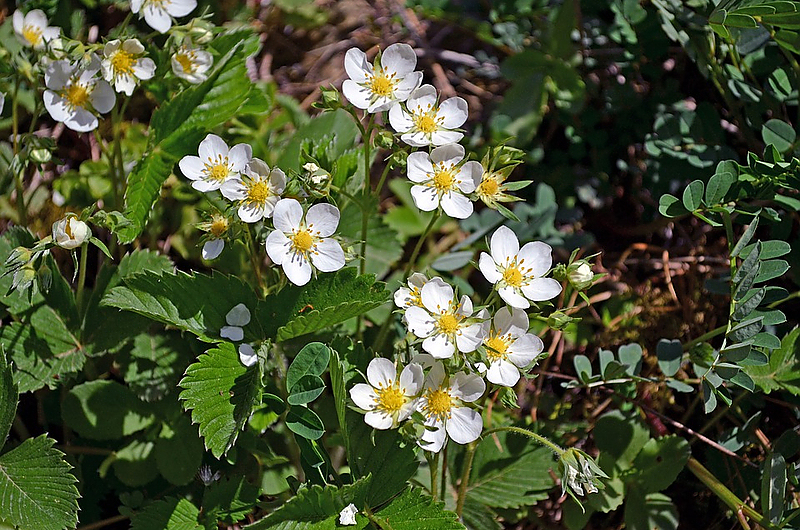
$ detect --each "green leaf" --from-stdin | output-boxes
[705,171,735,205]
[0,435,80,530]
[741,240,791,260]
[702,379,717,413]
[754,259,790,283]
[762,119,796,153]
[287,342,331,395]
[287,375,326,406]
[682,180,704,211]
[120,331,195,402]
[727,317,763,343]
[656,339,683,377]
[573,355,593,382]
[372,487,465,530]
[731,217,759,258]
[630,436,689,493]
[464,432,555,509]
[752,332,782,350]
[61,380,155,440]
[202,476,260,524]
[179,342,263,458]
[733,241,761,287]
[744,327,800,395]
[113,439,158,487]
[618,343,643,375]
[0,350,18,445]
[624,491,679,530]
[338,201,403,278]
[732,287,766,321]
[460,497,501,530]
[658,194,687,218]
[155,415,204,486]
[762,452,787,525]
[130,497,202,530]
[120,31,260,243]
[595,410,650,467]
[286,405,325,440]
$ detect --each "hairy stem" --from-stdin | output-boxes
[76,243,89,313]
[12,76,27,225]
[481,426,565,457]
[455,441,477,518]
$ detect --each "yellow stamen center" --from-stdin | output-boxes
[369,71,396,97]
[376,385,405,413]
[291,230,314,252]
[111,49,136,75]
[485,336,509,362]
[246,180,271,204]
[175,52,196,73]
[437,313,460,335]
[477,176,500,198]
[65,84,90,109]
[204,155,230,182]
[502,266,523,287]
[426,389,453,417]
[23,25,43,46]
[414,111,440,134]
[432,167,456,192]
[210,216,229,237]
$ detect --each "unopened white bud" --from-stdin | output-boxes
[52,216,91,249]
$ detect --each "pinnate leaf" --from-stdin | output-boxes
[179,342,263,458]
[0,435,80,530]
[744,327,800,395]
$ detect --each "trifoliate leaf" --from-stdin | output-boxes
[179,342,263,458]
[744,327,800,395]
[0,435,80,530]
[61,380,155,440]
[130,497,202,530]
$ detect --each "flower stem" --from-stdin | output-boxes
[481,426,565,457]
[427,450,440,501]
[403,211,441,279]
[11,76,27,225]
[76,243,89,313]
[244,225,265,296]
[455,441,477,518]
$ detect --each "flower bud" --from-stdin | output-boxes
[567,262,594,290]
[30,148,52,164]
[374,130,394,149]
[52,215,91,249]
[187,20,215,44]
[547,310,578,330]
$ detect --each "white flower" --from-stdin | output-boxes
[349,358,423,430]
[480,307,543,387]
[220,303,250,342]
[407,143,481,219]
[568,262,594,290]
[559,448,607,497]
[13,9,60,49]
[479,226,562,309]
[171,42,213,83]
[338,503,358,526]
[404,278,486,359]
[388,84,468,147]
[342,43,423,113]
[220,158,286,223]
[52,215,91,249]
[266,198,346,286]
[178,134,252,193]
[238,344,257,367]
[43,58,115,132]
[417,362,485,453]
[101,39,155,96]
[0,93,4,115]
[131,0,196,33]
[199,213,230,260]
[393,272,429,309]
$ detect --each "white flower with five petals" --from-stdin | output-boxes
[266,198,346,286]
[393,272,430,309]
[131,0,196,33]
[404,278,486,359]
[479,307,543,387]
[179,134,252,193]
[388,84,468,147]
[171,41,213,83]
[43,58,115,132]
[407,143,481,219]
[342,43,423,113]
[349,358,423,430]
[13,9,60,49]
[220,159,286,223]
[417,362,485,453]
[479,226,562,309]
[101,39,156,96]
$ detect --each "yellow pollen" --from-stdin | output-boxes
[65,84,90,109]
[175,52,195,73]
[432,167,456,192]
[205,161,229,182]
[111,49,136,75]
[426,389,453,416]
[369,73,395,97]
[246,180,271,204]
[485,336,508,362]
[376,385,405,413]
[414,112,440,134]
[477,176,500,198]
[502,266,523,287]
[291,230,314,252]
[210,216,229,237]
[23,25,43,45]
[437,313,460,335]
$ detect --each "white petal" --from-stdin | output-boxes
[457,161,482,193]
[493,306,514,335]
[282,253,313,286]
[381,43,417,76]
[521,277,563,301]
[400,363,424,395]
[430,130,464,146]
[507,334,543,367]
[342,80,371,109]
[192,179,220,193]
[266,230,291,265]
[237,203,265,223]
[269,168,287,193]
[450,371,485,402]
[43,91,72,123]
[122,38,144,54]
[219,178,245,200]
[439,97,468,128]
[166,0,196,17]
[179,156,204,181]
[132,58,156,80]
[13,11,24,35]
[478,253,502,284]
[226,303,251,326]
[394,71,423,99]
[407,84,437,113]
[404,306,435,338]
[420,279,454,314]
[410,185,439,212]
[310,238,345,272]
[90,81,116,114]
[407,152,433,183]
[350,383,378,410]
[498,286,530,309]
[239,344,257,367]
[490,226,520,266]
[440,191,473,219]
[401,131,431,147]
[65,107,99,132]
[409,273,428,289]
[202,239,224,260]
[228,143,253,172]
[199,133,227,161]
[45,60,71,90]
[220,326,243,341]
[306,203,340,237]
[455,323,484,353]
[131,0,143,13]
[344,47,370,83]
[419,421,446,453]
[430,143,465,166]
[366,358,397,388]
[446,407,482,444]
[394,287,413,309]
[272,198,303,232]
[486,360,520,387]
[518,241,554,277]
[388,104,413,133]
[422,333,455,359]
[143,4,172,33]
[364,411,394,430]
